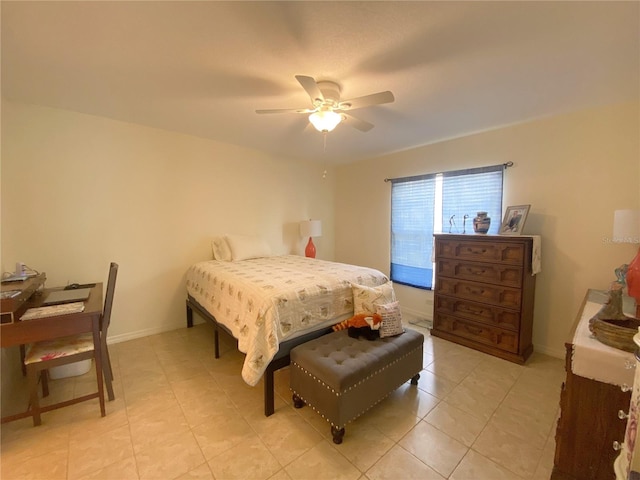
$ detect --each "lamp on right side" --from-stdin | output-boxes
[613,209,640,316]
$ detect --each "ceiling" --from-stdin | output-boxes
[2,1,638,164]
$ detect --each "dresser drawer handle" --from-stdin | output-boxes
[622,383,632,392]
[464,325,483,335]
[464,247,488,254]
[470,269,487,275]
[619,410,630,420]
[466,307,484,315]
[613,440,623,451]
[467,288,485,295]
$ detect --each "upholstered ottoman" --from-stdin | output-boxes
[290,328,424,444]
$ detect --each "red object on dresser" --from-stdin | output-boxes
[626,247,640,317]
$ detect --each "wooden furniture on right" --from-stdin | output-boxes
[432,234,536,363]
[552,289,636,480]
[614,342,640,479]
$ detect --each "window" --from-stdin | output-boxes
[390,165,504,289]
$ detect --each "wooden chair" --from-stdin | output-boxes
[24,262,118,426]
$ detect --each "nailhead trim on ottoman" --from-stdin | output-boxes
[290,328,424,444]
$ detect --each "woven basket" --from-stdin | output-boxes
[589,317,640,352]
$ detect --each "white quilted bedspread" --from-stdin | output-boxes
[186,255,389,386]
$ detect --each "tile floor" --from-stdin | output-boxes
[1,321,565,480]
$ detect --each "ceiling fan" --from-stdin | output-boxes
[256,75,394,133]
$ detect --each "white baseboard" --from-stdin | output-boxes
[106,314,564,361]
[531,343,565,360]
[400,305,563,360]
[106,317,205,345]
[107,327,167,344]
[402,305,433,329]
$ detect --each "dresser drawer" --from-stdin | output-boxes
[436,259,523,288]
[435,238,526,265]
[433,313,519,353]
[432,234,536,363]
[436,277,522,309]
[434,294,520,331]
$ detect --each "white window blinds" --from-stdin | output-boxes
[390,165,504,289]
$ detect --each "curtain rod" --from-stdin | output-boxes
[383,161,514,183]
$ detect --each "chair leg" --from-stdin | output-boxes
[40,370,49,397]
[93,351,106,418]
[102,346,115,401]
[20,345,27,376]
[26,365,42,426]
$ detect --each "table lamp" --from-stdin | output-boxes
[613,209,640,316]
[300,220,322,258]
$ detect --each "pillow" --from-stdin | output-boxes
[376,301,404,338]
[225,234,272,261]
[351,281,396,315]
[211,236,232,261]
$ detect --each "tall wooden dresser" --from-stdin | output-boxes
[432,234,536,364]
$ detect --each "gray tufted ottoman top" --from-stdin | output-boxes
[290,329,424,393]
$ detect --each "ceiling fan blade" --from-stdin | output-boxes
[340,91,395,110]
[256,107,314,114]
[295,75,325,103]
[342,113,374,132]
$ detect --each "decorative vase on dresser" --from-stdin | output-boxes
[472,212,491,234]
[432,233,537,363]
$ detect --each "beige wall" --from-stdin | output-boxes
[1,99,638,407]
[1,100,336,341]
[1,101,336,411]
[335,102,640,358]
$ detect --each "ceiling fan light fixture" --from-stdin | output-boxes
[309,109,342,133]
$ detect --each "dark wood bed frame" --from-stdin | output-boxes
[186,295,332,416]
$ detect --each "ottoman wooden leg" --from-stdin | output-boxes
[292,393,305,409]
[331,426,345,444]
[410,373,420,385]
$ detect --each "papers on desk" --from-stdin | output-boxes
[1,274,29,283]
[0,290,21,299]
[21,302,85,320]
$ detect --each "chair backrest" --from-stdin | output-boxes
[101,262,118,337]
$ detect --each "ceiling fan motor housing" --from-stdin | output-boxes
[316,81,341,107]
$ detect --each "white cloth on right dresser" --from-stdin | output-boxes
[529,235,542,275]
[571,297,634,387]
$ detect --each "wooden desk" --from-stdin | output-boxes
[0,284,105,424]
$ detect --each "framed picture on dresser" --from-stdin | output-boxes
[500,204,530,235]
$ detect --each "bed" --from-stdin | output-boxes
[185,254,391,416]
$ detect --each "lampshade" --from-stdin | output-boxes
[309,109,341,133]
[300,220,322,238]
[613,209,640,243]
